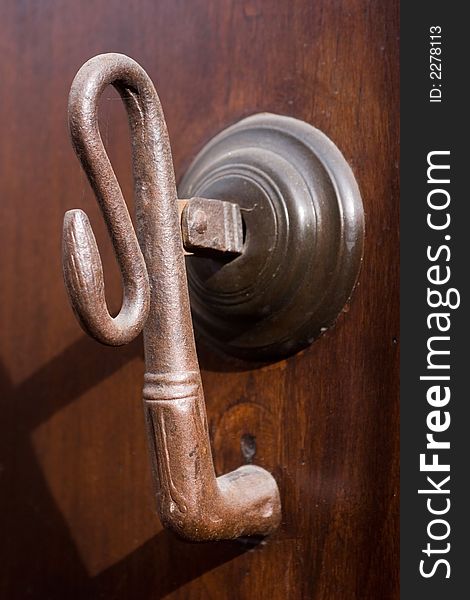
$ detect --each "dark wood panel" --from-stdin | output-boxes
[0,1,399,598]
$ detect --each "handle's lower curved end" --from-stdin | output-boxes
[216,464,282,539]
[157,465,281,543]
[144,385,281,543]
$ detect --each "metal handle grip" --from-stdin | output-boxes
[62,53,281,541]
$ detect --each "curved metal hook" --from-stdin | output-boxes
[64,53,281,541]
[63,54,153,345]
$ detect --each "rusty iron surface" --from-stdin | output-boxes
[180,197,243,256]
[62,52,281,541]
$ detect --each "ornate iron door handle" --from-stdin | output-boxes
[63,51,364,541]
[62,53,281,541]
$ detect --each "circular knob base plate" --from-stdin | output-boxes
[179,113,364,361]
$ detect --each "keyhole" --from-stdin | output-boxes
[240,433,257,464]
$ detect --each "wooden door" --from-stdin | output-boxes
[0,1,399,598]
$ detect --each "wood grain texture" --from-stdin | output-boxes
[0,1,399,598]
